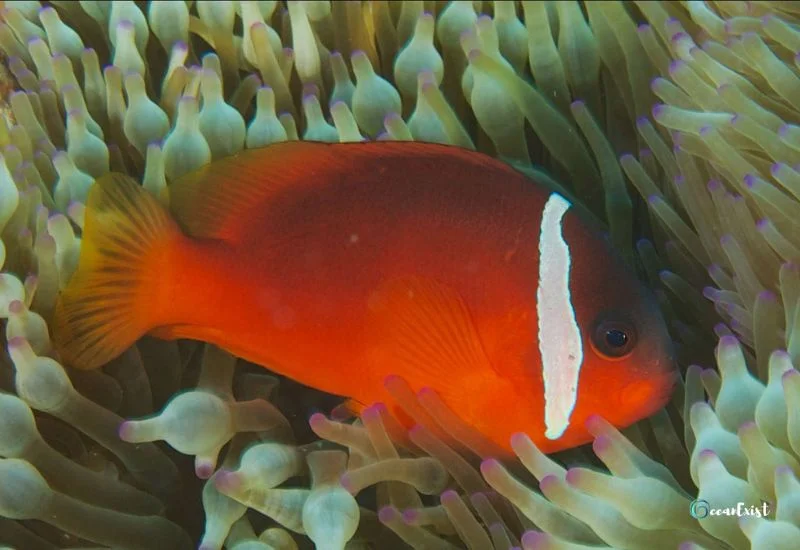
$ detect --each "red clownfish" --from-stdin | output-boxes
[54,141,677,454]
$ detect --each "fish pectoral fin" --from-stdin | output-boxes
[368,276,499,399]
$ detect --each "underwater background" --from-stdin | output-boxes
[1,0,800,548]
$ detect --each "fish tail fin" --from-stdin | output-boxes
[53,173,181,369]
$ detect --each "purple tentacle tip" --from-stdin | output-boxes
[668,59,685,74]
[382,112,400,125]
[118,420,134,441]
[521,531,547,548]
[360,403,381,421]
[308,412,326,430]
[772,349,790,361]
[6,336,25,351]
[417,387,436,400]
[783,369,800,383]
[195,460,214,480]
[377,506,397,523]
[758,290,777,302]
[538,474,559,492]
[585,414,603,431]
[698,448,717,460]
[402,508,419,524]
[213,469,241,494]
[738,420,757,433]
[480,458,500,477]
[564,468,581,485]
[592,434,612,455]
[718,333,739,347]
[440,489,458,504]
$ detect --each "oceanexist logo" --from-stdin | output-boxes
[689,499,772,519]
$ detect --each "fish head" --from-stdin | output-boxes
[532,193,678,451]
[565,230,678,440]
[579,283,678,426]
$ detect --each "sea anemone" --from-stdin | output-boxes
[1,0,800,549]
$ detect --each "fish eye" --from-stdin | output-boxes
[591,315,637,359]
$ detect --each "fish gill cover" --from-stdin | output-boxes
[0,1,799,549]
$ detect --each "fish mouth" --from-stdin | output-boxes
[620,369,679,416]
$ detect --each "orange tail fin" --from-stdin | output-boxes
[53,173,180,369]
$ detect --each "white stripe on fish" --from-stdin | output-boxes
[537,193,584,440]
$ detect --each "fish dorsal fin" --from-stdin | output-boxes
[166,141,511,242]
[366,276,502,409]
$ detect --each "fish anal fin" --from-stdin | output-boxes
[343,398,366,417]
[330,399,364,421]
[367,277,500,410]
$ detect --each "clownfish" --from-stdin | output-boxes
[54,141,677,454]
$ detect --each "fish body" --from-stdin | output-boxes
[54,141,676,454]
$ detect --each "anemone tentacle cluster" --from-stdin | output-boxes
[1,1,800,549]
